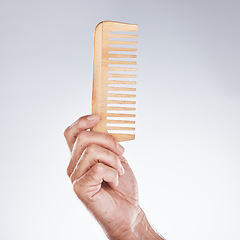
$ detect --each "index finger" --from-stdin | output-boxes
[64,114,100,151]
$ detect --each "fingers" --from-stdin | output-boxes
[64,114,100,151]
[67,131,124,177]
[73,163,119,200]
[65,114,126,202]
[70,144,125,183]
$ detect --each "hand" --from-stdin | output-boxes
[64,114,164,240]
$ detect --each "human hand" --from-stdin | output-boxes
[64,114,164,240]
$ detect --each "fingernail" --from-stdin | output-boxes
[120,156,128,164]
[120,165,125,176]
[116,142,124,154]
[114,180,119,187]
[87,114,97,121]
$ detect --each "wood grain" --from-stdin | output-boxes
[92,21,138,142]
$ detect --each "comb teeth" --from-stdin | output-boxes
[92,21,138,142]
[107,60,137,65]
[108,80,136,84]
[109,34,137,39]
[108,47,137,52]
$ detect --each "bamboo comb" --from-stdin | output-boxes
[92,21,138,142]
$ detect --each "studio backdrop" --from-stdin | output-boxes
[0,0,239,239]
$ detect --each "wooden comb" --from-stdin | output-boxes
[92,21,138,142]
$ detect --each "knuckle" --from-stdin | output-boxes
[77,131,88,144]
[104,148,118,161]
[113,153,120,163]
[73,180,80,194]
[105,133,116,144]
[64,127,70,139]
[66,166,72,178]
[92,163,104,175]
[76,116,84,126]
[102,148,111,157]
[85,143,97,155]
[106,150,119,166]
[72,174,93,203]
[73,179,85,197]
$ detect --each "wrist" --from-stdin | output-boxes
[109,209,164,240]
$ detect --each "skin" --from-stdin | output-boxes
[64,114,164,240]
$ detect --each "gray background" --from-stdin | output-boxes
[0,0,239,239]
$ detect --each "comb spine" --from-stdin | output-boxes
[92,22,108,132]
